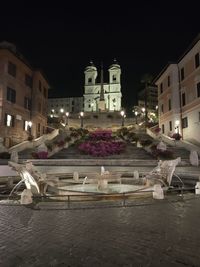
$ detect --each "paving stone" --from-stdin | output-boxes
[0,196,200,266]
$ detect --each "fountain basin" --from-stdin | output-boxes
[56,184,151,194]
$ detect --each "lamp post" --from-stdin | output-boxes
[175,120,180,134]
[135,111,138,124]
[28,121,32,139]
[65,112,69,126]
[120,110,125,127]
[80,111,84,128]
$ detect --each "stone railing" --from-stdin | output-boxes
[147,127,200,155]
[8,129,59,154]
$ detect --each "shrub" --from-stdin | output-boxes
[150,145,174,159]
[127,132,139,142]
[77,129,126,157]
[64,136,71,142]
[78,141,126,157]
[37,151,48,159]
[140,139,153,147]
[46,143,54,151]
[172,133,182,140]
[89,130,113,141]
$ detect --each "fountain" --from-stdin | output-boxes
[82,176,88,185]
[57,166,148,195]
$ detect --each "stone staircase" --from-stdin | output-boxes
[49,143,154,160]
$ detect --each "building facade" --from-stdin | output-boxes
[83,61,122,112]
[0,42,49,147]
[155,34,200,143]
[48,97,83,116]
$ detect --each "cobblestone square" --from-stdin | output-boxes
[0,195,200,267]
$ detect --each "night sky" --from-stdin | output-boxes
[1,1,200,111]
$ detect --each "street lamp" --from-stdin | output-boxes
[80,111,84,128]
[175,120,180,134]
[28,121,32,139]
[120,110,125,127]
[135,111,138,124]
[65,112,69,126]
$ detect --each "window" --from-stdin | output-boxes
[182,117,188,128]
[180,67,185,81]
[169,121,172,131]
[197,82,200,98]
[24,120,29,131]
[8,61,16,77]
[162,124,165,134]
[160,83,163,94]
[195,53,200,68]
[88,78,92,83]
[4,114,15,127]
[161,104,164,113]
[88,104,91,108]
[37,123,41,133]
[167,75,170,87]
[182,92,186,106]
[39,81,42,92]
[25,74,33,88]
[113,75,116,81]
[24,97,31,110]
[168,99,171,111]
[38,102,42,112]
[43,87,47,98]
[7,87,16,103]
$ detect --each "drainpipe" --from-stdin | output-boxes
[177,65,183,139]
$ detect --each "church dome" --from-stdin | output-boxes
[85,61,97,71]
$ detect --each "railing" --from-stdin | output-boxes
[8,129,59,153]
[0,186,194,210]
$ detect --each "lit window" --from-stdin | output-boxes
[5,114,14,127]
[24,120,29,131]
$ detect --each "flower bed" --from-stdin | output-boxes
[78,130,126,157]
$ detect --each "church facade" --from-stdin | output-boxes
[83,61,122,112]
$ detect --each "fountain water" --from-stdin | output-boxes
[82,176,88,185]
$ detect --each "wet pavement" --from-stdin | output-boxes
[0,195,200,267]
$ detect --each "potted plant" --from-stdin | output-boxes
[172,133,182,141]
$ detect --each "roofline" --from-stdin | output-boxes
[0,44,50,87]
[153,33,200,84]
[153,61,176,83]
[178,33,200,62]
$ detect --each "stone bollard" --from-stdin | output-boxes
[133,170,139,179]
[6,177,14,189]
[20,189,33,205]
[73,171,79,181]
[153,184,164,199]
[195,182,200,195]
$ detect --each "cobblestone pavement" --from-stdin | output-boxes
[0,195,200,267]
